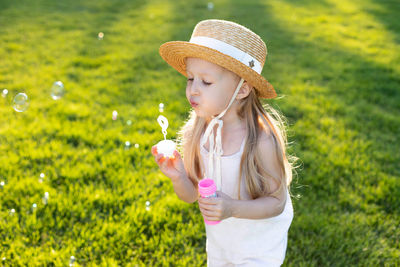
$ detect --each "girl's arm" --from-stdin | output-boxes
[230,194,286,219]
[231,131,287,219]
[152,146,198,204]
[171,172,199,204]
[199,189,286,220]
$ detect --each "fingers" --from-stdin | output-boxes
[173,150,181,159]
[151,145,158,156]
[153,145,169,164]
[198,201,219,219]
[199,207,218,217]
[155,153,165,163]
[200,207,221,221]
[159,155,175,170]
[198,197,218,205]
[198,197,221,218]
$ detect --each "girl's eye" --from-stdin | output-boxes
[187,78,211,86]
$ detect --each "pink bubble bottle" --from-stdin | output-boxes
[198,178,221,225]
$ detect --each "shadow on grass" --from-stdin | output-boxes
[241,0,400,265]
[365,0,400,45]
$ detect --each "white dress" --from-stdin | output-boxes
[200,135,294,267]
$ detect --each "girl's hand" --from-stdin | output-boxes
[151,145,186,182]
[198,191,235,221]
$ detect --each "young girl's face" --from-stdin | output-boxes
[185,57,240,119]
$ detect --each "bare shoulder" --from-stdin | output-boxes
[257,128,276,159]
[257,128,284,196]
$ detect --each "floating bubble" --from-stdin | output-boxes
[125,141,131,150]
[207,2,214,11]
[39,173,45,183]
[112,110,118,120]
[98,32,104,40]
[126,120,132,126]
[13,92,29,112]
[42,192,49,205]
[134,143,139,149]
[0,181,4,188]
[9,209,15,216]
[51,81,65,100]
[32,203,37,212]
[145,201,151,211]
[2,257,5,261]
[69,256,75,267]
[2,89,8,98]
[159,102,164,113]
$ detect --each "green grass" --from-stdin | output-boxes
[0,0,399,265]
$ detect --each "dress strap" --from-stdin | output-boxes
[200,133,246,157]
[239,135,246,153]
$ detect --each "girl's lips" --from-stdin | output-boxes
[190,101,198,107]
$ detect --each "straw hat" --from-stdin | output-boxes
[159,19,276,99]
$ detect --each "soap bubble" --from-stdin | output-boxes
[126,120,132,126]
[159,102,164,113]
[0,181,4,188]
[145,201,151,211]
[50,81,65,100]
[13,93,29,112]
[2,89,8,98]
[125,141,131,150]
[42,192,49,205]
[39,173,45,183]
[112,110,118,120]
[207,2,214,11]
[9,209,15,216]
[134,143,139,149]
[156,140,176,157]
[32,203,37,212]
[69,256,75,266]
[98,32,104,40]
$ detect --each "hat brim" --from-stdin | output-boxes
[159,41,276,99]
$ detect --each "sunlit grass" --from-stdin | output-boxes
[0,0,399,265]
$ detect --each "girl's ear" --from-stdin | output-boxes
[236,81,252,100]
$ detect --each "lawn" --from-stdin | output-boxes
[0,0,399,265]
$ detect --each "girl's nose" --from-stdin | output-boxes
[188,80,200,96]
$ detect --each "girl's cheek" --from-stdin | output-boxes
[185,86,190,98]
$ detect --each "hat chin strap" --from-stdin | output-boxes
[200,78,245,190]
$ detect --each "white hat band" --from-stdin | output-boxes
[189,36,263,74]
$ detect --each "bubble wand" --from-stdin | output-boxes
[156,115,176,158]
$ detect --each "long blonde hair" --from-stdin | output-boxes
[177,88,297,199]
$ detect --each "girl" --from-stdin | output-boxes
[151,19,296,266]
